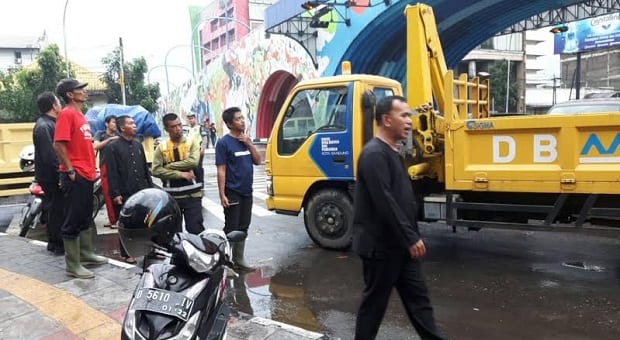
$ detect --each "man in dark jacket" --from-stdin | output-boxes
[106,115,152,263]
[352,96,445,340]
[33,91,64,255]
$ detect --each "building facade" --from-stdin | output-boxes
[0,36,44,73]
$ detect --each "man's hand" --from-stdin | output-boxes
[181,171,196,181]
[236,133,252,146]
[409,239,427,259]
[220,195,230,208]
[113,196,123,205]
[109,135,120,142]
[68,173,76,182]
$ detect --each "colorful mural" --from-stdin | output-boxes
[163,29,318,140]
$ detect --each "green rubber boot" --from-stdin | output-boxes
[232,240,255,272]
[64,238,94,279]
[79,228,107,265]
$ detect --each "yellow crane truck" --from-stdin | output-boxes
[264,3,620,249]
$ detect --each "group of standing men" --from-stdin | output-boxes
[33,79,108,279]
[34,77,261,277]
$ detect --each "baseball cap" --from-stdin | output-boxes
[56,78,88,97]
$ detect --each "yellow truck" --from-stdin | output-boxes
[264,3,620,249]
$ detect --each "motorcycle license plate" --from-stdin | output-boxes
[132,288,194,321]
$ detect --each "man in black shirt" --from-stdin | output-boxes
[106,115,152,263]
[93,115,119,227]
[353,95,444,340]
[33,92,64,255]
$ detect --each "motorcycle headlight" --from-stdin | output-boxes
[181,240,219,273]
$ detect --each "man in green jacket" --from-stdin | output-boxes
[152,113,204,234]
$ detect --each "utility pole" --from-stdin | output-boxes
[119,37,127,105]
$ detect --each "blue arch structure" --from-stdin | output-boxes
[266,0,592,84]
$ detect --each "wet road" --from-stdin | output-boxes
[3,151,619,339]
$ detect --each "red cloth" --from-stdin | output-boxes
[54,106,96,181]
[100,164,117,224]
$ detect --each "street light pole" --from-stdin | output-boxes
[148,64,192,85]
[164,44,216,96]
[62,0,70,77]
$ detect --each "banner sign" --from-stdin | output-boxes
[554,12,620,54]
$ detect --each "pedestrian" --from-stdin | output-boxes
[209,122,217,148]
[203,118,211,149]
[106,115,152,264]
[186,112,205,186]
[93,115,119,228]
[216,107,261,271]
[53,79,107,279]
[32,91,64,255]
[152,113,204,234]
[352,96,445,340]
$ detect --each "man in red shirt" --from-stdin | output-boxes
[53,79,107,279]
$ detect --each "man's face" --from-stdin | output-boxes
[68,87,88,103]
[188,115,197,127]
[106,118,117,132]
[383,99,412,140]
[227,111,245,133]
[165,118,184,140]
[120,118,136,136]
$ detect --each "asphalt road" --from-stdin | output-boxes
[2,151,619,339]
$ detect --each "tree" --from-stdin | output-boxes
[0,44,67,122]
[101,48,160,113]
[489,60,519,113]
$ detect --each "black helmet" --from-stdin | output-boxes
[118,188,182,257]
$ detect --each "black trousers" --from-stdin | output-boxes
[355,255,445,340]
[223,188,252,237]
[59,173,94,239]
[39,181,64,247]
[176,197,204,234]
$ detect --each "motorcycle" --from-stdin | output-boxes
[18,145,105,238]
[122,229,245,340]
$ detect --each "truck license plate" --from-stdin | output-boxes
[133,288,194,321]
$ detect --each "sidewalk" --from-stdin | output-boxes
[0,233,327,340]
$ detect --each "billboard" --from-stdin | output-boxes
[554,12,620,54]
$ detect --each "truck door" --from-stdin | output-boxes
[270,84,353,212]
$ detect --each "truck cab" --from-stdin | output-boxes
[265,71,401,249]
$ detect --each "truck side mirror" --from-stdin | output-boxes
[362,90,376,145]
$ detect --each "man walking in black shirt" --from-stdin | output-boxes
[353,96,445,340]
[106,115,152,263]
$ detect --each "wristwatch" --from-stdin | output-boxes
[66,169,76,176]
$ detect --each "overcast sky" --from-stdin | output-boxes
[1,0,206,87]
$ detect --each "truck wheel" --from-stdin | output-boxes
[304,189,353,250]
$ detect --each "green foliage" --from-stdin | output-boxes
[0,44,68,122]
[101,48,160,113]
[489,60,519,113]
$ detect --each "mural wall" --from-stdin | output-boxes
[161,29,318,140]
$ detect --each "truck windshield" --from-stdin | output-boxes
[278,86,349,155]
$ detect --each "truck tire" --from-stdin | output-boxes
[304,189,353,250]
